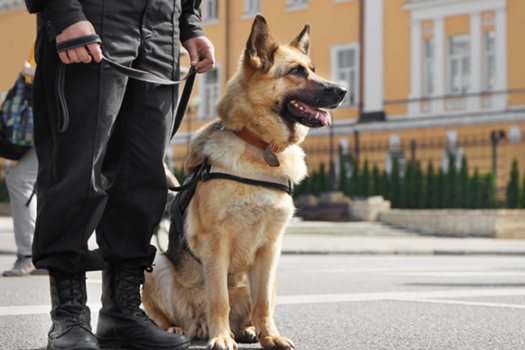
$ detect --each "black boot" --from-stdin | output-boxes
[96,263,190,350]
[47,271,100,350]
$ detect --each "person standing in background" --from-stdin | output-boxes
[2,44,39,277]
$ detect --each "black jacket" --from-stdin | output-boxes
[25,0,205,42]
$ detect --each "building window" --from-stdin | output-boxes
[198,64,221,119]
[483,30,495,91]
[423,38,434,96]
[509,126,521,144]
[202,0,218,21]
[244,0,260,14]
[286,0,308,11]
[331,43,359,108]
[448,34,470,94]
[288,0,307,5]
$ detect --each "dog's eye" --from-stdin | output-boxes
[290,66,304,76]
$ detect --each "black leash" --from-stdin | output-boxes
[55,34,196,138]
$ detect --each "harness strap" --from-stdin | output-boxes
[203,170,293,195]
[55,34,196,137]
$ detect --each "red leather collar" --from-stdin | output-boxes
[233,128,286,153]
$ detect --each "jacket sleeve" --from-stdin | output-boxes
[25,0,87,41]
[179,0,206,43]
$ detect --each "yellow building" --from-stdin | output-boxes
[2,0,525,195]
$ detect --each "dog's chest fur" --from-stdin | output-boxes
[183,122,306,271]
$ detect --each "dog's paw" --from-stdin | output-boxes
[235,326,258,343]
[167,326,186,335]
[208,336,238,350]
[259,335,295,350]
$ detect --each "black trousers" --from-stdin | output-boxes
[32,0,183,273]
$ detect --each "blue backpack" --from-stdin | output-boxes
[0,73,33,160]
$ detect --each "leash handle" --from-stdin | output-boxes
[55,34,196,136]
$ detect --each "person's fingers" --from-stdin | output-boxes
[187,46,199,67]
[195,58,214,73]
[75,47,92,64]
[67,49,81,63]
[87,42,103,63]
[59,51,72,64]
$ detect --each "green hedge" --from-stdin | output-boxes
[294,154,524,209]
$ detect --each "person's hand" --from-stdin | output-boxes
[56,21,103,64]
[22,61,36,78]
[182,36,215,73]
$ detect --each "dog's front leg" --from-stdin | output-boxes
[203,238,237,350]
[250,241,295,350]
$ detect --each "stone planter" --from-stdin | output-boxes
[349,196,391,222]
[378,209,525,239]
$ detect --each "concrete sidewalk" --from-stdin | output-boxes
[1,216,525,257]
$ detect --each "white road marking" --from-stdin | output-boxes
[2,289,524,316]
[275,288,525,305]
[391,298,525,309]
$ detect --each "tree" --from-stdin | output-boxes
[338,158,348,194]
[469,168,482,209]
[420,161,435,209]
[380,169,390,201]
[359,159,370,197]
[412,161,423,209]
[433,168,445,209]
[311,169,320,196]
[458,155,469,208]
[442,151,459,208]
[521,174,525,209]
[399,160,413,209]
[371,164,381,196]
[319,163,327,193]
[506,158,520,208]
[481,171,498,209]
[348,158,360,198]
[389,155,401,208]
[174,165,185,185]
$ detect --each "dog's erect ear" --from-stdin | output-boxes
[290,24,311,55]
[244,15,277,71]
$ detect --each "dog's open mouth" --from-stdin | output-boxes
[287,100,332,127]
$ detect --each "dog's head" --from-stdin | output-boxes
[218,15,347,146]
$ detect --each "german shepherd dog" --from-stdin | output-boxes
[142,15,346,350]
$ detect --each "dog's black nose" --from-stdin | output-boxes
[326,85,347,100]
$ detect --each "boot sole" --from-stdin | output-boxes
[97,337,190,350]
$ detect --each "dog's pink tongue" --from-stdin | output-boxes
[317,109,332,127]
[300,103,332,127]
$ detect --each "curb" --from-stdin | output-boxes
[281,250,525,256]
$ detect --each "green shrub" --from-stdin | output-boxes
[389,155,401,208]
[411,161,423,209]
[506,159,520,208]
[433,169,445,209]
[481,171,498,209]
[399,161,413,209]
[380,169,390,201]
[371,164,380,196]
[442,152,459,208]
[458,155,469,208]
[469,169,481,209]
[359,159,370,197]
[420,161,435,209]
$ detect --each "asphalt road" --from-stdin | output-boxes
[1,254,524,350]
